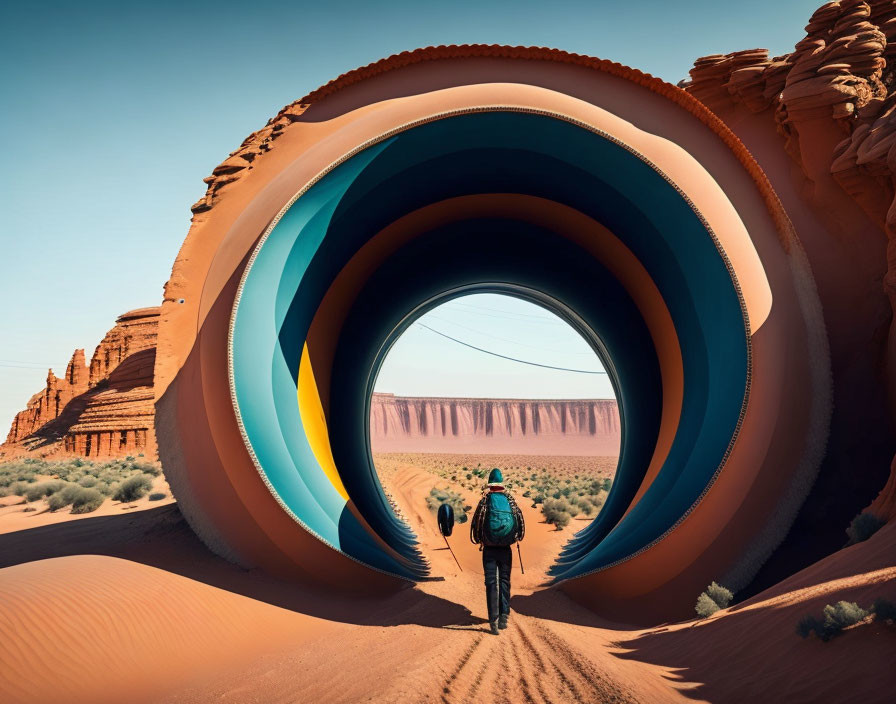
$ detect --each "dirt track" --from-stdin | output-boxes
[160,462,673,704]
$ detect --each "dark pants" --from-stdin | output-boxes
[482,545,512,623]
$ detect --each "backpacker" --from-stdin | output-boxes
[482,492,518,546]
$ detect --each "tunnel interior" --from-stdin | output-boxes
[228,110,750,582]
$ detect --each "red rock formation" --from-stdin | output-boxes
[1,308,160,459]
[683,0,896,586]
[5,349,88,443]
[370,393,620,455]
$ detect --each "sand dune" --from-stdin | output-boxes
[0,459,894,703]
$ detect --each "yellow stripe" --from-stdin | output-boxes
[298,343,349,500]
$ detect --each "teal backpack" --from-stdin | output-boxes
[482,492,518,546]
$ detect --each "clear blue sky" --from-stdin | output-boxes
[0,0,820,425]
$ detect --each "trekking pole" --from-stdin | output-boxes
[516,542,525,574]
[444,535,463,572]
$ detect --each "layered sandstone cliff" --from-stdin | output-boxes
[2,308,160,459]
[370,393,620,455]
[683,0,896,584]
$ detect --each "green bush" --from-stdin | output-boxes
[542,498,573,529]
[93,481,114,496]
[799,601,869,640]
[695,593,721,618]
[823,601,869,633]
[47,484,82,511]
[872,598,896,622]
[705,582,733,609]
[78,475,98,488]
[113,474,153,503]
[846,512,886,544]
[148,492,167,501]
[695,582,733,618]
[551,511,571,529]
[71,488,105,514]
[24,481,66,503]
[6,481,28,497]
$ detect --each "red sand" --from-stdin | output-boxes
[1,458,893,703]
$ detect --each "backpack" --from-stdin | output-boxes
[481,492,518,546]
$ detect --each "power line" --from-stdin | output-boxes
[439,301,566,325]
[0,361,54,369]
[425,314,596,355]
[443,300,558,318]
[415,323,607,375]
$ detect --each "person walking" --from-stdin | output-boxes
[470,468,525,635]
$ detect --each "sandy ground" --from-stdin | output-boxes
[0,458,894,703]
[0,475,174,533]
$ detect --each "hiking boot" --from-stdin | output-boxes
[498,615,508,630]
[489,620,500,635]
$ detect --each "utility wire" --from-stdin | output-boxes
[439,302,566,325]
[0,361,55,369]
[443,300,561,320]
[426,314,596,355]
[415,323,607,375]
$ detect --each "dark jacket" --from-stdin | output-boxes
[470,488,526,545]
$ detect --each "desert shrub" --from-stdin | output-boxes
[71,488,105,514]
[78,475,98,488]
[695,582,733,618]
[47,483,82,511]
[93,481,114,496]
[705,582,733,609]
[551,511,571,529]
[823,601,868,631]
[567,503,580,518]
[148,492,167,501]
[542,498,573,529]
[846,512,886,545]
[5,481,28,497]
[695,593,721,618]
[578,500,593,516]
[24,480,66,503]
[872,598,896,622]
[112,474,153,503]
[531,493,545,507]
[798,601,870,640]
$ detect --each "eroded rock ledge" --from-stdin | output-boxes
[2,308,160,459]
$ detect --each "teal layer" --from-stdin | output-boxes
[230,111,749,581]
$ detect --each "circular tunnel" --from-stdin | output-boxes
[155,47,831,619]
